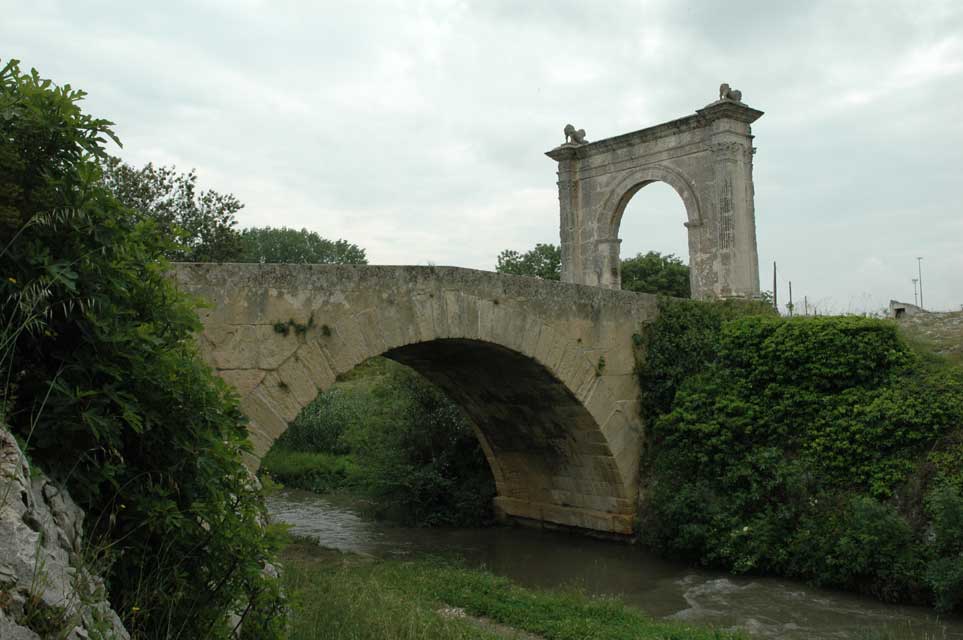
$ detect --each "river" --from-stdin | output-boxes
[267,489,963,639]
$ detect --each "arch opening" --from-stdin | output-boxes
[612,180,693,298]
[258,338,634,534]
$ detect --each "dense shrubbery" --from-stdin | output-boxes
[638,299,963,611]
[636,297,776,423]
[262,358,497,527]
[1,59,284,638]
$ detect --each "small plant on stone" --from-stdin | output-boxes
[273,313,316,338]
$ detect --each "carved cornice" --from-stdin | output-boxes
[546,145,581,162]
[696,100,764,125]
[546,102,763,163]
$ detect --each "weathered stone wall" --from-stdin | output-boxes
[547,98,763,300]
[0,428,130,640]
[171,263,659,534]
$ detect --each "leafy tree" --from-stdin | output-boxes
[238,226,367,264]
[1,59,284,638]
[495,243,561,280]
[98,156,244,262]
[0,62,119,233]
[620,251,690,298]
[493,244,691,298]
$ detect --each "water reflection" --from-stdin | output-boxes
[268,489,963,640]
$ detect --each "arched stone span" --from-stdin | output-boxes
[547,93,764,299]
[171,263,659,534]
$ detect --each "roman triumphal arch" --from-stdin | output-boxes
[547,86,763,299]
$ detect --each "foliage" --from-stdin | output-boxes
[495,243,560,280]
[620,251,690,298]
[262,358,496,527]
[636,297,775,422]
[280,541,747,640]
[98,156,245,262]
[493,245,692,298]
[238,226,367,264]
[0,60,119,233]
[0,59,283,638]
[638,303,963,610]
[260,450,358,493]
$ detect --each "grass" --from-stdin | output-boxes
[260,449,358,493]
[280,540,746,640]
[894,310,963,366]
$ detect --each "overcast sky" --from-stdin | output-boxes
[4,0,962,312]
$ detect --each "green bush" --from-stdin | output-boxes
[1,59,283,638]
[262,358,497,527]
[261,450,358,493]
[278,388,357,455]
[639,301,963,611]
[636,297,775,421]
[924,485,963,611]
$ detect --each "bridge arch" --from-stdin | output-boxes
[172,263,659,534]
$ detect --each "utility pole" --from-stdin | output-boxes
[787,280,794,317]
[804,296,809,316]
[773,261,778,313]
[916,257,924,310]
[912,278,919,307]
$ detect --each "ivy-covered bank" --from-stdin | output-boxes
[637,299,963,612]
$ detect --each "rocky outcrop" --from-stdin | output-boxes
[0,427,129,639]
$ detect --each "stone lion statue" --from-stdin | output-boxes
[719,83,743,102]
[564,124,588,145]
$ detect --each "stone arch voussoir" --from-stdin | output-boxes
[599,163,704,240]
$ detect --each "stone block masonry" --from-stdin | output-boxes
[172,263,659,535]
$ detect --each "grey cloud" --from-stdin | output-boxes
[3,0,961,309]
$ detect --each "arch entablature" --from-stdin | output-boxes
[546,93,764,299]
[171,263,660,535]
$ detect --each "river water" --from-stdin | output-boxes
[268,489,963,639]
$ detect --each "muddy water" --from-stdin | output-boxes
[267,489,963,639]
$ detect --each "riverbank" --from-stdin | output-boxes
[280,538,746,640]
[269,488,963,639]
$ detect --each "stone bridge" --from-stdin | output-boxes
[172,263,658,534]
[172,88,765,536]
